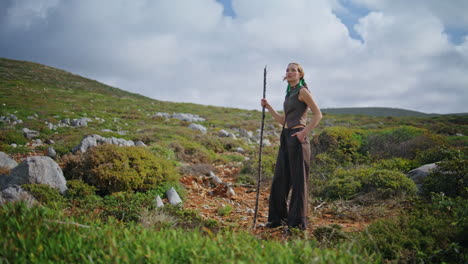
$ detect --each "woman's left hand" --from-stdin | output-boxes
[292,130,307,143]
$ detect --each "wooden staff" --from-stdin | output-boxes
[252,65,267,229]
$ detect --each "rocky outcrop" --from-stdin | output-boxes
[154,112,206,122]
[72,134,138,153]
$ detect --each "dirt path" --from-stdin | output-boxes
[180,164,373,240]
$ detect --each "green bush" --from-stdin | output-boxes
[358,195,468,263]
[415,145,467,165]
[63,144,179,194]
[323,167,417,200]
[362,126,445,159]
[311,126,365,165]
[65,179,97,199]
[240,146,277,182]
[422,157,468,198]
[313,224,348,247]
[21,184,66,208]
[371,158,417,173]
[170,138,216,163]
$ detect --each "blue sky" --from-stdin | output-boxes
[1,0,467,114]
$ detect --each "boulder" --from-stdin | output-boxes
[135,141,147,147]
[0,185,37,206]
[0,152,18,170]
[407,163,437,192]
[4,156,67,194]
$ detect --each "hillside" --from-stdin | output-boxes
[1,57,467,263]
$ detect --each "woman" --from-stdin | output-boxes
[260,62,322,230]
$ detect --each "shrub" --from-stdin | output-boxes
[170,138,216,164]
[240,146,277,183]
[311,126,365,165]
[371,158,417,173]
[21,184,66,208]
[63,144,179,194]
[65,179,97,199]
[358,195,468,263]
[323,167,417,200]
[362,126,445,159]
[422,157,468,198]
[415,145,467,165]
[217,205,233,216]
[313,224,348,247]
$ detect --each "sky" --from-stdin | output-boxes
[1,0,467,114]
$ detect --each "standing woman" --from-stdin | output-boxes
[260,62,322,230]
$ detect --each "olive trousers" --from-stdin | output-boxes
[267,127,311,229]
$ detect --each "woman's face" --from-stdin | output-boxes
[285,64,302,83]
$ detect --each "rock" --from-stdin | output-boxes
[135,141,147,147]
[72,134,104,153]
[155,195,164,208]
[0,152,18,170]
[226,187,236,197]
[10,144,17,148]
[218,129,230,137]
[72,134,136,153]
[171,113,205,122]
[154,112,171,118]
[71,118,92,127]
[47,147,57,159]
[4,156,67,194]
[188,123,207,134]
[235,147,245,153]
[407,163,438,192]
[166,187,182,205]
[258,139,271,147]
[0,185,37,207]
[22,128,40,139]
[60,119,71,125]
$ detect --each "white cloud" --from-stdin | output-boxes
[0,0,467,114]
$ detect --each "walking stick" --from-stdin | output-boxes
[252,65,267,229]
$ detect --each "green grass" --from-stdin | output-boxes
[0,203,381,263]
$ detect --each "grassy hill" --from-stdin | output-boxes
[1,57,467,263]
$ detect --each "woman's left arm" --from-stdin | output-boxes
[293,88,323,142]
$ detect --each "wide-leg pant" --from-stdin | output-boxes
[267,127,311,229]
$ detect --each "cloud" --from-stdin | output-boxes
[0,0,467,114]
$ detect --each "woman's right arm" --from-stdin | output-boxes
[261,99,285,125]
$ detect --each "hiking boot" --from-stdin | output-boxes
[265,221,282,228]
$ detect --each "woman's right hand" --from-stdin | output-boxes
[261,98,270,109]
